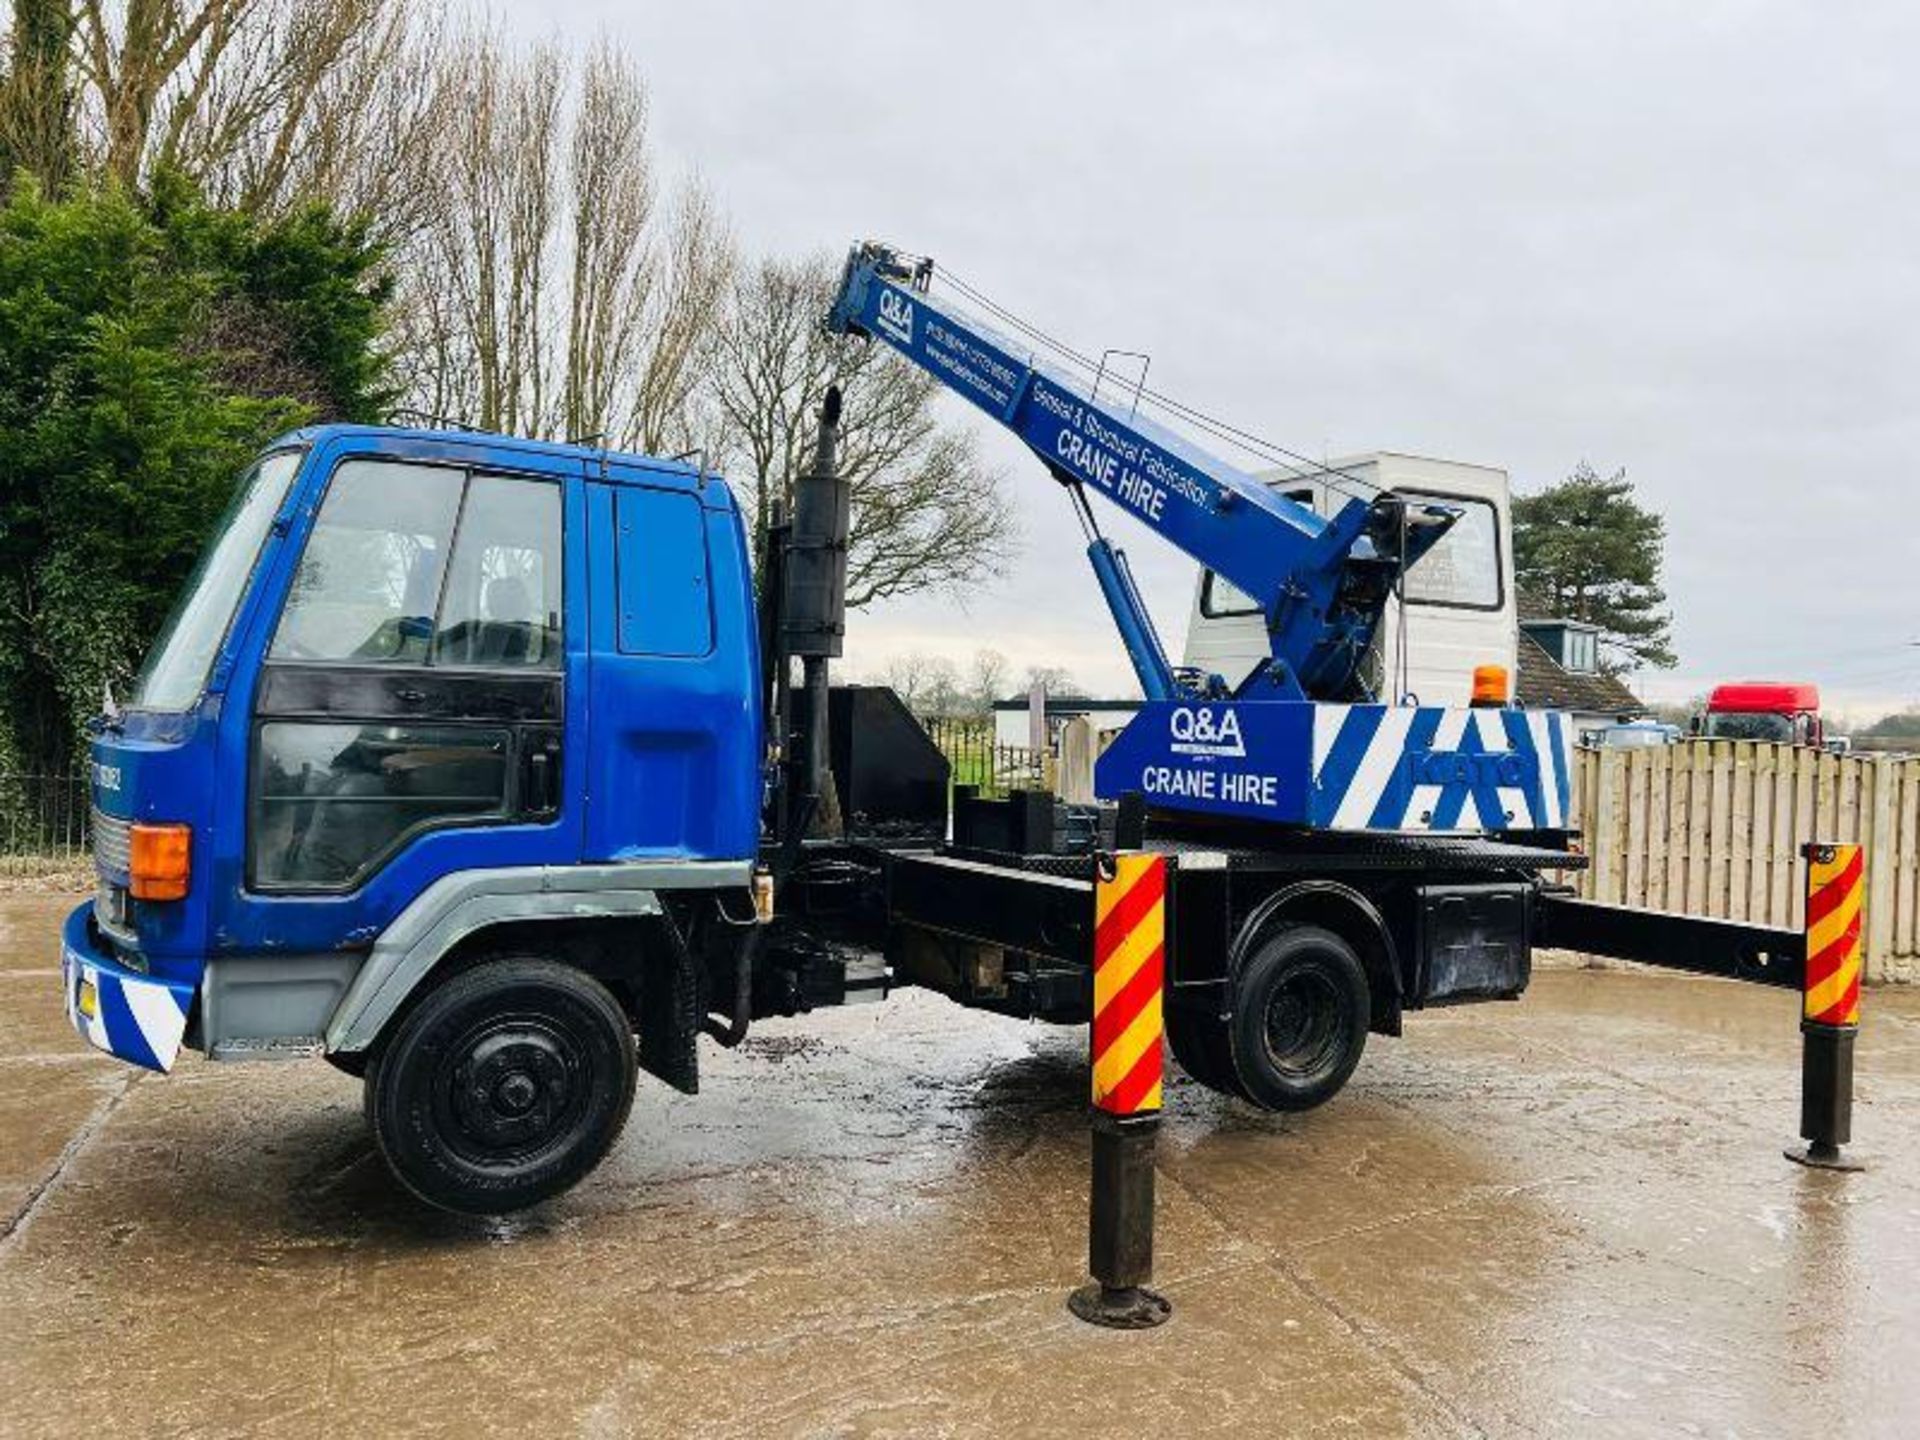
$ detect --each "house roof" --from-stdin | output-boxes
[1514,631,1645,717]
[1519,616,1600,636]
[1515,591,1560,623]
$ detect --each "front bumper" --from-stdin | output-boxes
[60,903,197,1074]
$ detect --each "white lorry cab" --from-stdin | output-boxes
[1182,451,1517,708]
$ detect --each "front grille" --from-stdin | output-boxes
[91,807,131,877]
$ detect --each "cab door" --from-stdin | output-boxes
[214,444,587,955]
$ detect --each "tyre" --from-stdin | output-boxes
[365,957,638,1214]
[1227,924,1370,1112]
[1166,1005,1246,1099]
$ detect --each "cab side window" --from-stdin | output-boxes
[271,461,464,663]
[251,723,511,889]
[614,488,712,656]
[434,475,563,668]
[1198,487,1313,620]
[1400,492,1502,610]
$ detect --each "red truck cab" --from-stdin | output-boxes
[1701,681,1823,746]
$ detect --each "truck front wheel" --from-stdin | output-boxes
[365,958,638,1214]
[1227,924,1369,1112]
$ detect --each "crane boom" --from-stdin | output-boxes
[825,242,1453,703]
[826,242,1571,838]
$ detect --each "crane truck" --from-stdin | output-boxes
[1699,681,1826,748]
[66,242,1689,1217]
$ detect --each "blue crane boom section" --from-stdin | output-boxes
[825,243,1449,703]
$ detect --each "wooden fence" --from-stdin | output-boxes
[922,719,1920,985]
[1569,741,1920,983]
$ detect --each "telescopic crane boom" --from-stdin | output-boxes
[825,242,1454,703]
[828,241,1571,836]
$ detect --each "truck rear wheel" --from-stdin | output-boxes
[1166,1006,1246,1099]
[1227,924,1369,1112]
[365,957,638,1214]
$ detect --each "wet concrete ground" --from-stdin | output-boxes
[3,892,1919,1438]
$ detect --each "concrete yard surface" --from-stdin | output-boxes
[3,891,1919,1438]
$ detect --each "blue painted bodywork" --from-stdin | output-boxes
[1095,700,1574,833]
[1085,538,1176,702]
[72,425,762,1068]
[61,904,195,1073]
[582,457,762,862]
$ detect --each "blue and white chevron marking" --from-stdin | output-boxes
[1095,699,1573,834]
[60,904,195,1073]
[1310,705,1572,832]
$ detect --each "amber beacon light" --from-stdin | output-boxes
[1470,663,1511,707]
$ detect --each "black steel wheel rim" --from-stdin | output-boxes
[1262,966,1346,1079]
[434,1009,592,1169]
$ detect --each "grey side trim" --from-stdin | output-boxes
[326,860,751,1053]
[205,954,363,1059]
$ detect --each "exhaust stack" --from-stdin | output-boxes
[782,388,849,832]
[782,385,848,659]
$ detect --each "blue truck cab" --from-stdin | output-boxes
[65,425,767,1207]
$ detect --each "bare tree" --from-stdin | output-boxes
[0,0,79,188]
[881,652,960,716]
[404,32,563,435]
[204,1,451,245]
[1023,664,1085,699]
[3,8,732,449]
[55,0,435,235]
[561,37,651,444]
[965,647,1012,714]
[627,180,728,454]
[69,0,240,186]
[393,31,733,447]
[711,253,1017,610]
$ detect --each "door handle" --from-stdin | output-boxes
[522,733,562,816]
[395,687,426,704]
[528,749,552,811]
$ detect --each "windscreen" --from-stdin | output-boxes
[1705,711,1794,742]
[130,450,303,711]
[1605,726,1673,748]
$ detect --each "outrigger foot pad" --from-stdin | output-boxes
[1068,1283,1172,1329]
[1784,1141,1866,1173]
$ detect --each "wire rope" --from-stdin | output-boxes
[930,265,1381,504]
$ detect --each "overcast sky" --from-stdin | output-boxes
[515,2,1919,718]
